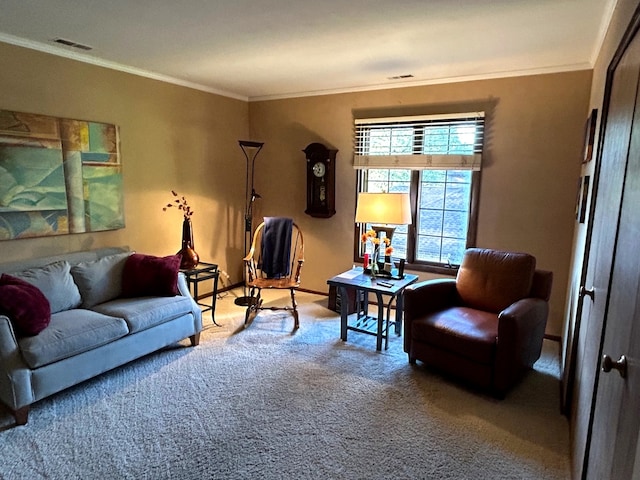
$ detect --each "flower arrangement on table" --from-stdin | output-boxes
[361,229,393,274]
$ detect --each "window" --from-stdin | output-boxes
[354,113,484,272]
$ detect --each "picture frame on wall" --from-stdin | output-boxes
[578,175,591,224]
[0,109,124,240]
[583,108,598,163]
[575,176,583,220]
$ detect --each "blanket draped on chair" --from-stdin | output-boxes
[261,217,293,278]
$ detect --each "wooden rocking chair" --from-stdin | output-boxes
[242,219,304,329]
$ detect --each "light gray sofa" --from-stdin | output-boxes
[0,247,202,425]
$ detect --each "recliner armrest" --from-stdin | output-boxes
[404,278,458,321]
[403,279,458,354]
[498,298,549,345]
[499,297,547,323]
[494,298,549,394]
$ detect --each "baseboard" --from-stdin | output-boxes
[214,284,327,296]
[207,285,563,346]
[217,282,243,294]
[544,334,561,343]
[298,287,328,296]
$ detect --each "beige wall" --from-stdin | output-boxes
[0,42,249,288]
[250,71,592,337]
[0,41,592,337]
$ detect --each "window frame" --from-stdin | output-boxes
[353,128,482,275]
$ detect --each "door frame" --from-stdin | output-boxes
[564,4,640,479]
[563,1,640,417]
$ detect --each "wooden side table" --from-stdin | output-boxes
[181,262,220,326]
[327,267,419,351]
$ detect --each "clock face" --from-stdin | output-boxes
[312,161,326,177]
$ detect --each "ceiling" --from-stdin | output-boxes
[0,0,617,101]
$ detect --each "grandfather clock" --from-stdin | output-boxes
[303,142,337,218]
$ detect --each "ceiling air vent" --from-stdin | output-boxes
[52,38,93,51]
[387,74,414,80]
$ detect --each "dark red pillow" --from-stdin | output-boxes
[121,253,181,297]
[0,274,51,336]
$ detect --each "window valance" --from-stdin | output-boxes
[353,112,484,170]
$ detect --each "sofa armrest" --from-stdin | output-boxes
[0,315,34,411]
[0,315,18,353]
[177,272,203,330]
[494,298,549,394]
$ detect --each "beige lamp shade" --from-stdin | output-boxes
[355,192,412,225]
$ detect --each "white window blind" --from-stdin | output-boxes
[353,112,485,170]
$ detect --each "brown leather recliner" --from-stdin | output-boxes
[403,248,553,397]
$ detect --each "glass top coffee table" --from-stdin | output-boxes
[327,267,419,351]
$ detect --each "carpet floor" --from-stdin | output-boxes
[0,289,570,479]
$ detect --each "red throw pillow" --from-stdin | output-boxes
[121,253,181,297]
[0,274,52,336]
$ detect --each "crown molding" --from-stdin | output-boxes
[249,63,594,102]
[590,0,619,65]
[1,32,594,104]
[0,33,248,102]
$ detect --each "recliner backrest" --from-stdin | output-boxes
[530,269,553,301]
[456,248,536,313]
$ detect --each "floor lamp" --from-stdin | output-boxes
[235,140,264,307]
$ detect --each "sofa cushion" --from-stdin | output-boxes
[71,252,132,308]
[18,309,129,369]
[11,261,82,314]
[411,306,498,364]
[121,253,181,298]
[92,296,192,334]
[0,274,51,336]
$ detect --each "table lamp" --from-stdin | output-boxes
[355,192,412,243]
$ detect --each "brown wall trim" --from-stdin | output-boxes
[206,284,328,298]
[544,333,561,343]
[210,285,564,344]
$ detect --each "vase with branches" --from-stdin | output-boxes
[164,190,199,269]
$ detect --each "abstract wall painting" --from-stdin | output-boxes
[0,110,124,240]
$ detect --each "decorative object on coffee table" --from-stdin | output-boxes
[361,228,393,276]
[163,190,199,269]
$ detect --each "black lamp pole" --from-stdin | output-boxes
[235,140,264,307]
